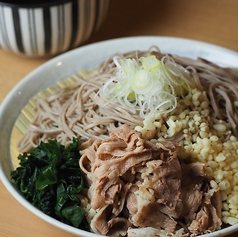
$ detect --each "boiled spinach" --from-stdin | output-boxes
[11,138,88,230]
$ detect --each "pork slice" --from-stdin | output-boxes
[126,188,138,216]
[89,151,153,210]
[131,201,178,232]
[79,139,101,179]
[107,217,132,237]
[81,125,156,210]
[188,196,222,235]
[126,146,183,231]
[111,182,132,216]
[180,163,206,221]
[110,125,145,149]
[96,140,127,159]
[90,184,133,235]
[211,188,222,219]
[147,157,183,218]
[180,163,222,235]
[91,205,112,235]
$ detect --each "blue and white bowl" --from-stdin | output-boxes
[0,0,110,58]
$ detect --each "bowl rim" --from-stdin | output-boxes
[0,0,78,8]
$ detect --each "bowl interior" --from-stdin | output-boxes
[1,36,238,237]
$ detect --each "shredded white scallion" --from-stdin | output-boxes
[99,54,195,133]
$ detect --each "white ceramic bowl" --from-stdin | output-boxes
[0,0,110,58]
[1,36,238,237]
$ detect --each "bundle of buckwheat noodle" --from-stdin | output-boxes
[17,46,238,152]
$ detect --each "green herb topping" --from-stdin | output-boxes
[11,138,88,230]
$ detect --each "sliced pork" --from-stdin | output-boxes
[79,124,222,236]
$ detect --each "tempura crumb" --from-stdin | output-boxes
[140,88,238,225]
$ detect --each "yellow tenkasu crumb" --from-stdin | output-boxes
[146,88,238,225]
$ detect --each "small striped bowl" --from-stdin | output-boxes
[0,0,110,58]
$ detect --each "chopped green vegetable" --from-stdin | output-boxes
[11,138,88,230]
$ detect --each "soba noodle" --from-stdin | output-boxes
[17,46,238,152]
